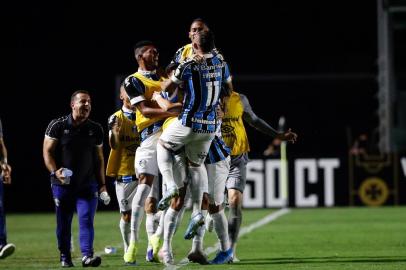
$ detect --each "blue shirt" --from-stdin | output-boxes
[172,53,231,133]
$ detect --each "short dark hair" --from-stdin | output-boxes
[198,30,215,53]
[71,90,89,102]
[134,40,155,59]
[191,18,209,29]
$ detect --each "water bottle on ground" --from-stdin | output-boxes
[104,246,117,254]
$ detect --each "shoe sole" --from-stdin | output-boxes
[184,218,205,239]
[0,244,15,259]
[83,256,101,267]
[157,190,179,210]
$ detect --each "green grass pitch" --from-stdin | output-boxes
[2,207,406,269]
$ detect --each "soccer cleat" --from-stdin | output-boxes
[187,250,209,265]
[82,255,102,267]
[162,249,174,266]
[184,212,205,240]
[146,248,154,262]
[123,241,138,264]
[149,234,162,262]
[61,260,74,268]
[60,253,74,267]
[157,187,179,211]
[205,214,214,232]
[210,248,233,264]
[0,243,15,259]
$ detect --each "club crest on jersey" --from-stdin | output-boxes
[121,199,129,207]
[89,130,94,136]
[221,125,234,133]
[64,129,70,134]
[139,159,147,168]
[198,152,207,160]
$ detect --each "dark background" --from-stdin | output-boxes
[1,1,381,211]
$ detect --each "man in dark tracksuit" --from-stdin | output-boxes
[43,90,108,268]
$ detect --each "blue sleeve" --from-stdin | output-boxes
[107,113,117,131]
[222,62,231,84]
[124,75,146,100]
[220,62,232,97]
[173,59,194,83]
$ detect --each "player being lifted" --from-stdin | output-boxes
[155,30,231,265]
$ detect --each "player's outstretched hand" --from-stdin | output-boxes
[278,128,298,144]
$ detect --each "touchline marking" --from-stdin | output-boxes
[164,208,291,270]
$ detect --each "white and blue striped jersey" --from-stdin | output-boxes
[171,52,231,133]
[205,135,230,164]
[205,119,230,164]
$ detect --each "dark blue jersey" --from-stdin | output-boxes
[172,53,231,133]
[45,114,104,193]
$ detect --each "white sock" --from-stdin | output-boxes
[120,218,131,252]
[174,205,186,234]
[157,143,178,189]
[189,165,208,215]
[146,213,156,249]
[212,210,230,251]
[192,209,207,252]
[173,152,187,185]
[163,207,179,253]
[154,209,166,238]
[130,184,151,242]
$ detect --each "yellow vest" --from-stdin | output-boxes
[163,116,177,131]
[221,91,250,155]
[179,44,193,61]
[132,72,166,132]
[106,110,140,177]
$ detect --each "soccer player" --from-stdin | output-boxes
[0,117,15,259]
[156,30,231,265]
[43,90,107,267]
[153,96,233,265]
[106,84,140,257]
[122,40,180,265]
[167,18,211,71]
[222,90,298,262]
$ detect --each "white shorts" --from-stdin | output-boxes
[160,118,214,165]
[206,156,230,205]
[115,181,138,212]
[135,131,162,176]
